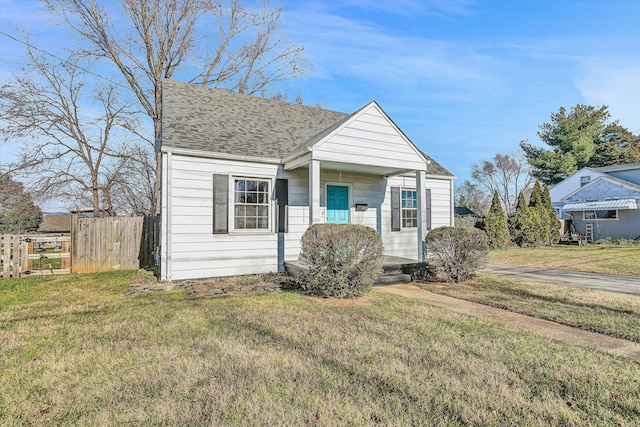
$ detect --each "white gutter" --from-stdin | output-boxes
[162,146,282,165]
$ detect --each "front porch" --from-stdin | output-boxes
[284,256,426,286]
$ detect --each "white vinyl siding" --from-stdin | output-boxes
[425,177,454,230]
[313,104,426,171]
[162,157,454,280]
[163,154,279,281]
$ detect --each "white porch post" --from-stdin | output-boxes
[416,170,427,262]
[309,159,321,225]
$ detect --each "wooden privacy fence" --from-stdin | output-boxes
[1,215,160,278]
[71,215,160,274]
[1,234,71,278]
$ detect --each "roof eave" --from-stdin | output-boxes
[162,145,282,164]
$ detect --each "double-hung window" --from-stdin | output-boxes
[234,178,270,230]
[401,189,417,228]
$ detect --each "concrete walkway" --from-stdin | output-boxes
[481,264,640,296]
[374,283,640,361]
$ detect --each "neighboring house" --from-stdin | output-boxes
[454,207,480,218]
[550,163,640,240]
[159,80,455,281]
[37,214,71,234]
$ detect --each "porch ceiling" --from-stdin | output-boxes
[319,160,415,176]
[288,159,415,177]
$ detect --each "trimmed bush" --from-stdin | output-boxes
[425,226,489,283]
[299,224,383,298]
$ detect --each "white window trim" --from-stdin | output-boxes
[401,187,418,229]
[229,175,275,233]
[583,210,619,221]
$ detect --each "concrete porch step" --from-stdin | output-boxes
[284,257,423,286]
[374,273,412,286]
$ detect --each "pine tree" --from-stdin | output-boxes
[542,185,561,244]
[527,181,548,245]
[484,190,510,249]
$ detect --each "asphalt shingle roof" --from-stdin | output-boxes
[161,79,349,159]
[161,79,453,177]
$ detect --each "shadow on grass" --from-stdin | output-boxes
[490,284,640,317]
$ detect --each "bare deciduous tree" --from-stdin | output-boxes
[455,180,490,216]
[44,0,308,213]
[0,45,142,216]
[114,145,158,216]
[469,152,533,216]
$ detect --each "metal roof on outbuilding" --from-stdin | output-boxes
[562,199,638,211]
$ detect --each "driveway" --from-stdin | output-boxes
[481,264,640,296]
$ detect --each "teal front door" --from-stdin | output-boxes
[326,185,349,224]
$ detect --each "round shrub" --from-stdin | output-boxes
[425,226,489,283]
[299,224,384,298]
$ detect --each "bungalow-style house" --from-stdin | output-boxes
[159,80,455,281]
[550,163,640,241]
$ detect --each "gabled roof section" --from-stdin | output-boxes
[307,102,429,173]
[561,175,640,201]
[161,80,453,177]
[593,162,640,173]
[161,79,348,159]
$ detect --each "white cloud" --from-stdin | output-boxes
[575,59,640,133]
[335,0,475,17]
[285,7,501,101]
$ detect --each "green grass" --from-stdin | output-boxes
[487,245,640,276]
[1,272,639,425]
[419,275,640,343]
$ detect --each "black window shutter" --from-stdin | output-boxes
[425,188,432,231]
[275,179,288,233]
[213,174,229,234]
[391,187,400,231]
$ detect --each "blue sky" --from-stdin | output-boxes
[1,0,639,193]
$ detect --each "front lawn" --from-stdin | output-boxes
[419,275,640,343]
[487,245,640,276]
[1,272,639,425]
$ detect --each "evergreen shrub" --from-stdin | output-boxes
[299,224,383,298]
[484,190,510,249]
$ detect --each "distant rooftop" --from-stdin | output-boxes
[38,214,71,233]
